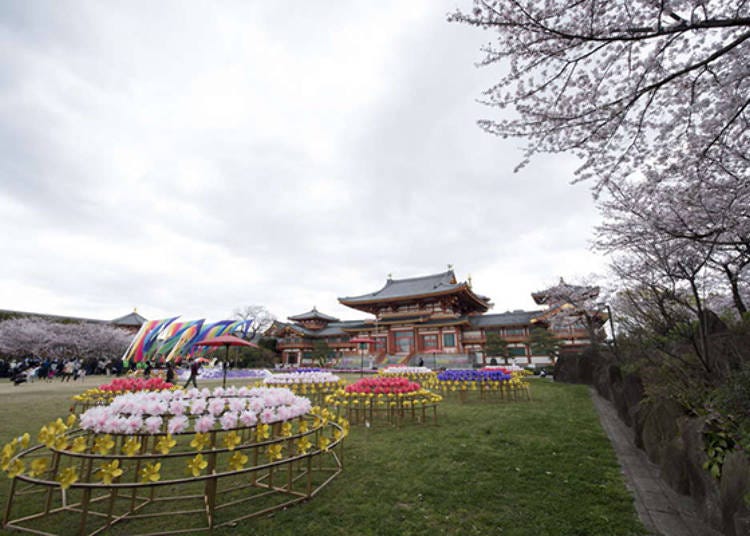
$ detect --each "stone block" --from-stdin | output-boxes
[661,435,690,495]
[681,417,723,529]
[641,399,683,465]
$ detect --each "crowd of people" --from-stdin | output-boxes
[0,356,196,387]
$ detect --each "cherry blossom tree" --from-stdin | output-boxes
[452,1,749,344]
[232,305,276,339]
[597,176,749,315]
[0,318,132,361]
[450,1,750,193]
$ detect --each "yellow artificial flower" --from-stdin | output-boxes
[280,422,293,438]
[140,462,161,483]
[19,432,30,449]
[29,457,49,477]
[6,458,24,478]
[52,418,68,436]
[1,443,15,471]
[38,426,54,448]
[70,436,88,453]
[190,433,210,451]
[298,420,309,433]
[56,467,78,490]
[256,423,270,442]
[266,443,283,461]
[295,437,312,454]
[155,434,177,455]
[318,436,330,452]
[121,437,141,457]
[93,435,115,455]
[66,414,77,428]
[53,435,69,451]
[339,418,350,436]
[228,451,248,471]
[223,431,241,451]
[98,459,123,485]
[187,454,208,477]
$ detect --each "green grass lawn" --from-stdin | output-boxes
[0,376,646,535]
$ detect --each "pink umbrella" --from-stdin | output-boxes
[194,335,259,388]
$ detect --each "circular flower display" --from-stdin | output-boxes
[3,392,347,534]
[328,377,441,426]
[72,377,179,413]
[98,377,176,393]
[177,367,272,381]
[264,371,340,385]
[259,371,344,405]
[79,387,312,435]
[437,369,511,382]
[435,369,530,401]
[345,376,421,395]
[378,366,438,388]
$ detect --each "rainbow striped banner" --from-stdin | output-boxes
[121,319,164,364]
[123,317,257,363]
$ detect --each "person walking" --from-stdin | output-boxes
[183,358,200,389]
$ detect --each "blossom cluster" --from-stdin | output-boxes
[345,377,421,395]
[264,371,340,385]
[79,386,312,435]
[98,377,175,393]
[480,365,521,373]
[177,367,271,381]
[437,369,512,382]
[379,366,432,375]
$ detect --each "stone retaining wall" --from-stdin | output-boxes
[555,352,750,536]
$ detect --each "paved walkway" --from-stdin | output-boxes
[591,388,722,536]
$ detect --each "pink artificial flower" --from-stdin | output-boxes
[124,415,143,434]
[190,399,207,415]
[208,398,226,416]
[276,406,292,421]
[248,398,264,414]
[168,415,189,434]
[260,408,276,424]
[169,400,187,415]
[239,410,257,427]
[228,398,246,413]
[220,412,238,430]
[194,415,216,433]
[144,416,163,434]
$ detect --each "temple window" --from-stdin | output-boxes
[422,334,438,350]
[443,333,456,347]
[504,327,526,336]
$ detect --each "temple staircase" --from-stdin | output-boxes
[407,353,473,370]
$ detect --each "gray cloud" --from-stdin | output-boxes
[0,0,606,324]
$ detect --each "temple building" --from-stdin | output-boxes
[268,269,605,369]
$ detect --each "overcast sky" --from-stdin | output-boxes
[0,0,607,325]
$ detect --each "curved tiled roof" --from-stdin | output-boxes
[469,310,544,327]
[339,271,458,302]
[287,307,339,322]
[111,311,148,326]
[339,270,491,310]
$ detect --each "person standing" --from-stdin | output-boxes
[183,358,200,389]
[165,362,175,384]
